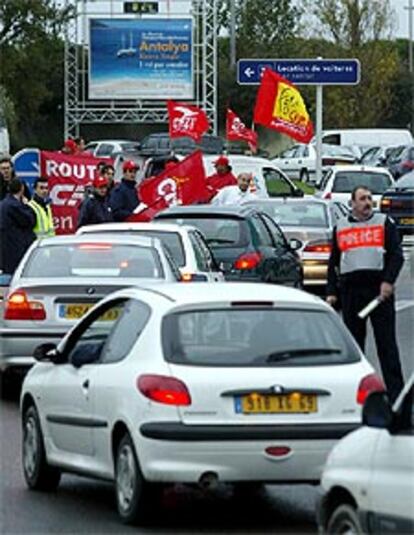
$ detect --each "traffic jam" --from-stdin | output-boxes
[1,3,414,534]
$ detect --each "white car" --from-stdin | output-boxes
[21,282,384,524]
[85,139,140,158]
[318,373,414,534]
[76,222,224,282]
[316,165,394,209]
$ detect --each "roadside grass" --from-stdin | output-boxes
[267,179,315,196]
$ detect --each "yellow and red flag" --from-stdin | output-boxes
[253,69,314,144]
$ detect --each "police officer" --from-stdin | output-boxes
[109,160,140,221]
[29,177,55,238]
[326,185,404,402]
[77,176,113,228]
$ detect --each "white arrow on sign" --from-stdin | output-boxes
[243,67,255,78]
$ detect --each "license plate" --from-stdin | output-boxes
[400,217,414,225]
[60,304,120,321]
[237,393,317,414]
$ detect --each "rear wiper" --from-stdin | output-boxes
[263,347,342,362]
[206,238,235,244]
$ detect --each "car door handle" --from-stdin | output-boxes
[82,379,90,390]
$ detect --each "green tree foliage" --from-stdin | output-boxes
[0,0,73,149]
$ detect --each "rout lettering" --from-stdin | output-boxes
[46,160,96,180]
[337,225,385,252]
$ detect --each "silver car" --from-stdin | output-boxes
[0,234,178,387]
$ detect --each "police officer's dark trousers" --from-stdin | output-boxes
[340,282,404,403]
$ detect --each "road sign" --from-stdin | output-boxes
[12,148,40,193]
[237,59,360,85]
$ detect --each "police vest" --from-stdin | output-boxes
[336,213,386,274]
[28,199,55,238]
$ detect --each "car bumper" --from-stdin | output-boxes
[136,422,359,484]
[302,261,328,286]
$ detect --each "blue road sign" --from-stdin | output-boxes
[237,59,360,85]
[12,148,41,193]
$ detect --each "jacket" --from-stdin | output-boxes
[29,195,55,238]
[204,171,238,201]
[327,213,404,295]
[0,176,31,201]
[109,179,139,222]
[77,193,113,228]
[0,194,36,274]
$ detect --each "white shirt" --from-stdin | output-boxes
[211,186,258,206]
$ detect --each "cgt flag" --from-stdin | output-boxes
[253,68,314,144]
[128,150,208,221]
[226,108,258,151]
[167,100,210,142]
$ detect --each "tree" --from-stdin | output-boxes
[0,1,73,149]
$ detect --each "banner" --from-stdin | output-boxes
[129,150,208,221]
[40,151,102,234]
[167,100,210,142]
[253,68,314,144]
[89,18,193,100]
[226,108,258,151]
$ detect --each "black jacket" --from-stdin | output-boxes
[77,193,113,228]
[0,194,36,274]
[0,175,31,201]
[327,214,404,295]
[109,179,139,222]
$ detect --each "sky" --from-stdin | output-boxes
[394,0,412,39]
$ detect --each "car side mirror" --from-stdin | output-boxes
[293,188,304,197]
[289,238,303,251]
[362,391,393,429]
[33,343,60,363]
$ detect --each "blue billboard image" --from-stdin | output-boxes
[89,18,193,100]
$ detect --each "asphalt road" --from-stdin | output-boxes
[0,243,412,534]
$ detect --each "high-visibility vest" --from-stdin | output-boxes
[28,199,55,238]
[336,213,386,274]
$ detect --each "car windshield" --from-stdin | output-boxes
[162,308,360,367]
[22,243,164,278]
[159,216,248,247]
[332,171,392,194]
[253,201,328,228]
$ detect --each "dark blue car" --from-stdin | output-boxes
[380,171,414,236]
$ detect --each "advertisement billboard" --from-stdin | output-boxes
[89,18,193,100]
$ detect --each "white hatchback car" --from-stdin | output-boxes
[316,165,394,209]
[21,283,384,524]
[77,222,224,282]
[318,373,414,534]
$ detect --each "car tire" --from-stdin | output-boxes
[22,405,61,491]
[326,503,363,534]
[300,169,310,183]
[115,433,152,525]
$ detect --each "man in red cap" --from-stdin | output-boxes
[205,155,237,201]
[77,175,113,228]
[109,159,140,221]
[61,138,77,155]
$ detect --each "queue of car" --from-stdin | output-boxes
[2,139,413,529]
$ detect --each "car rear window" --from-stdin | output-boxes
[255,202,328,228]
[22,244,164,279]
[159,216,249,247]
[162,308,360,367]
[332,171,392,194]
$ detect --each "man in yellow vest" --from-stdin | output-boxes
[28,177,55,238]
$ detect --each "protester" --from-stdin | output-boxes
[205,155,237,200]
[326,185,405,402]
[74,136,86,153]
[109,160,140,221]
[211,172,258,206]
[77,176,113,228]
[101,164,116,192]
[0,178,36,275]
[28,177,55,238]
[0,156,31,201]
[61,138,77,155]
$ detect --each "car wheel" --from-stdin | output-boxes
[327,503,363,534]
[300,169,310,183]
[22,405,61,491]
[115,433,151,524]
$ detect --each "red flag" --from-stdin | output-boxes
[167,100,210,142]
[253,69,314,144]
[129,151,208,221]
[226,108,258,151]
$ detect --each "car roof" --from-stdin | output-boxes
[36,233,159,248]
[245,198,330,206]
[114,282,326,309]
[156,204,259,219]
[77,222,199,235]
[203,154,271,166]
[330,165,392,174]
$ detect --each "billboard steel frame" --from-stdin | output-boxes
[64,0,217,137]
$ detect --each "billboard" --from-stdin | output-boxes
[89,18,193,100]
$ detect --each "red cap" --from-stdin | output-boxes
[64,139,77,152]
[123,160,139,172]
[93,176,109,188]
[214,155,229,167]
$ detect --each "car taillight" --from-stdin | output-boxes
[137,374,191,406]
[4,290,46,320]
[357,373,385,405]
[303,242,331,254]
[180,273,208,282]
[323,192,332,200]
[234,252,262,270]
[401,160,414,170]
[322,158,336,166]
[380,198,391,210]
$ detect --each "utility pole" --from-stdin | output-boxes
[229,0,236,69]
[406,0,414,133]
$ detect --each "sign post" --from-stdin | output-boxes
[237,58,360,186]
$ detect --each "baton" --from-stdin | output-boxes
[358,297,383,319]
